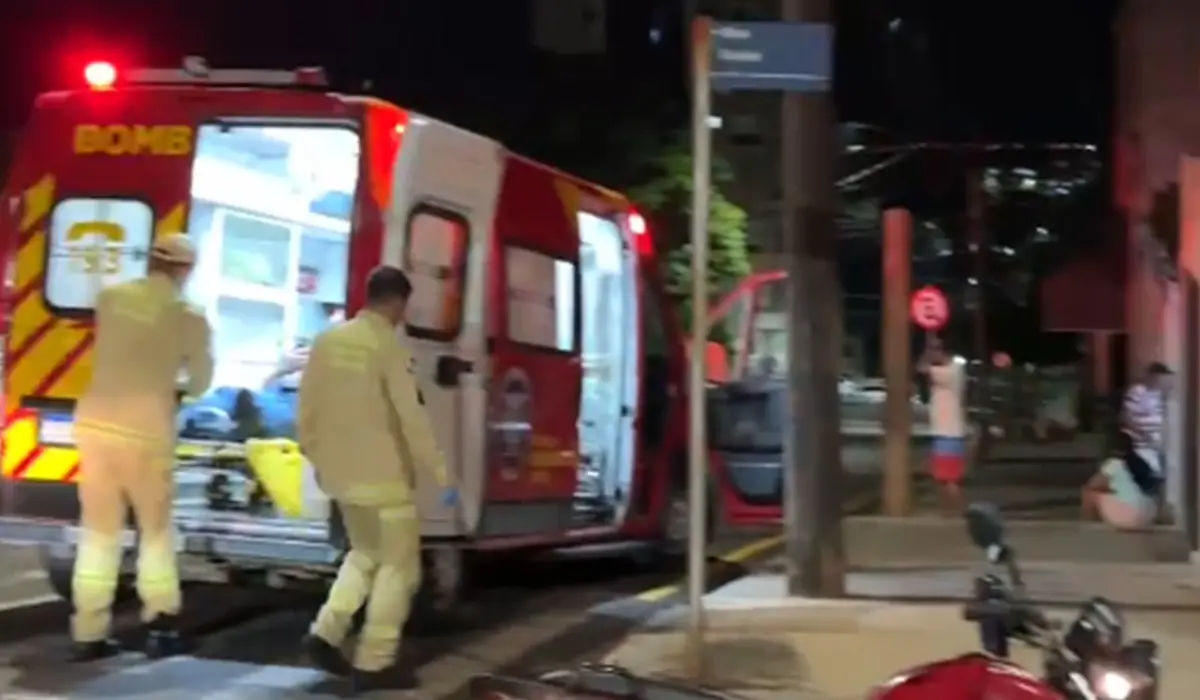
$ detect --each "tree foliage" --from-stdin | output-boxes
[625,134,752,333]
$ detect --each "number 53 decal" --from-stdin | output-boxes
[66,220,126,274]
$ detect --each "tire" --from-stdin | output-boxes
[40,545,135,605]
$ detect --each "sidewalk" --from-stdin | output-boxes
[606,573,1200,700]
[836,516,1189,564]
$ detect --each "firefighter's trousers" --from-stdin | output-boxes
[71,433,180,643]
[311,502,421,672]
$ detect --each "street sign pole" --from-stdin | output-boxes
[684,13,713,681]
[683,9,834,678]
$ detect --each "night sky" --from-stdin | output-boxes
[0,0,1119,144]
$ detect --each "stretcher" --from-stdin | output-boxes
[177,437,327,520]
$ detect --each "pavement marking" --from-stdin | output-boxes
[630,485,882,605]
[0,570,47,586]
[0,593,58,612]
[634,534,785,603]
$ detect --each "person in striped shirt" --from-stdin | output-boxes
[1118,362,1172,498]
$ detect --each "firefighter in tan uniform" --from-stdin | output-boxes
[298,265,456,693]
[70,233,213,662]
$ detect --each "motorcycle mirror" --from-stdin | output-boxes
[965,502,1005,550]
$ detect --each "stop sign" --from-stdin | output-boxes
[910,286,949,331]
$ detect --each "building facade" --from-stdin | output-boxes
[1116,0,1200,550]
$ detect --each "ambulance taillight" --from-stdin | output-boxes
[84,61,118,90]
[628,211,653,254]
[628,211,647,235]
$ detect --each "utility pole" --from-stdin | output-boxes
[781,0,844,597]
[882,209,913,516]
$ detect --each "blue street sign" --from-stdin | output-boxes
[710,21,833,92]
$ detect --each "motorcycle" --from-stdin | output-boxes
[869,502,1160,700]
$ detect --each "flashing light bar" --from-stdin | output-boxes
[84,61,117,90]
[85,56,328,90]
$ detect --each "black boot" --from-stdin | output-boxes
[303,634,352,677]
[143,614,190,659]
[70,638,121,663]
[350,661,419,694]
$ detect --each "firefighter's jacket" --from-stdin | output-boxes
[298,309,448,506]
[74,274,214,448]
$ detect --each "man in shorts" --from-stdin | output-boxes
[919,337,967,515]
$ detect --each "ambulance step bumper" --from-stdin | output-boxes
[0,516,340,568]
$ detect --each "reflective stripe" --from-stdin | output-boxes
[379,504,418,521]
[74,418,168,448]
[343,483,413,506]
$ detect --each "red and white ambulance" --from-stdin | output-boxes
[0,58,708,603]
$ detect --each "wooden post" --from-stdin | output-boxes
[882,208,913,516]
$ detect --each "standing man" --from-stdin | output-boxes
[70,233,213,661]
[299,265,457,693]
[1119,362,1172,505]
[917,336,968,515]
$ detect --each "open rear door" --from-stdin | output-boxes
[473,160,586,539]
[385,117,504,538]
[0,75,372,572]
[2,90,197,529]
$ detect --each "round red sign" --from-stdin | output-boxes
[910,286,949,331]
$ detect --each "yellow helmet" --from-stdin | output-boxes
[150,233,196,265]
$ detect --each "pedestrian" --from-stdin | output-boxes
[917,336,967,515]
[299,265,458,693]
[1117,362,1172,510]
[1081,455,1156,531]
[70,233,213,661]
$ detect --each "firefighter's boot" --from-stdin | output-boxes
[70,638,121,663]
[350,661,419,694]
[143,614,189,659]
[303,633,352,677]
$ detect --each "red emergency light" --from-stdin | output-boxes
[628,211,647,235]
[84,61,118,90]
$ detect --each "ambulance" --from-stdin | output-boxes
[0,58,707,604]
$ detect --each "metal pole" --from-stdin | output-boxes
[782,0,843,597]
[684,13,713,680]
[967,169,987,404]
[882,208,913,516]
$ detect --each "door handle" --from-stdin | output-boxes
[435,355,474,387]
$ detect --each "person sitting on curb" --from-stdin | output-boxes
[1081,455,1157,531]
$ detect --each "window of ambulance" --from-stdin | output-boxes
[44,198,157,313]
[171,122,359,444]
[403,206,469,340]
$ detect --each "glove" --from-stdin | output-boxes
[440,487,459,508]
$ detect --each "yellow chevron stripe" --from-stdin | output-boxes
[155,202,186,238]
[19,175,55,232]
[2,414,37,475]
[21,449,78,481]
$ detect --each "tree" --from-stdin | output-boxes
[625,134,752,335]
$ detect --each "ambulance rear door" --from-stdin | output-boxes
[0,74,364,551]
[385,116,504,538]
[1,89,198,528]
